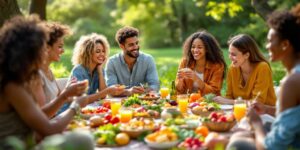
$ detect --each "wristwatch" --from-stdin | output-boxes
[69,101,81,115]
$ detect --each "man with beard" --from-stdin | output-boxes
[105,26,160,96]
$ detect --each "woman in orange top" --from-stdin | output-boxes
[176,31,226,96]
[213,34,276,106]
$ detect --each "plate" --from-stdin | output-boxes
[138,96,160,100]
[145,138,179,149]
[220,104,233,110]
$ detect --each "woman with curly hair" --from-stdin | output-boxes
[35,22,88,117]
[247,3,300,150]
[176,31,226,96]
[0,15,92,149]
[69,33,124,97]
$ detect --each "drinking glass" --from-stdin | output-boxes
[160,87,169,99]
[110,99,121,116]
[177,94,189,113]
[233,98,247,122]
[120,108,133,123]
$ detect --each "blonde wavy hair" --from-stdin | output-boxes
[72,33,110,67]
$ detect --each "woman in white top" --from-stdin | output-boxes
[36,22,88,117]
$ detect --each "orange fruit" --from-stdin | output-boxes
[115,133,130,145]
[195,125,209,137]
[190,93,201,102]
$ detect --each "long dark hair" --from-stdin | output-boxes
[0,15,47,92]
[228,34,269,66]
[183,31,227,75]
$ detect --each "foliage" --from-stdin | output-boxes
[46,0,120,46]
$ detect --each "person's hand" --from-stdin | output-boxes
[184,69,197,80]
[247,107,263,126]
[66,76,77,87]
[204,133,227,150]
[213,96,232,104]
[96,63,104,73]
[129,86,145,94]
[107,85,126,96]
[251,101,267,114]
[176,70,185,80]
[61,81,88,98]
[74,95,89,108]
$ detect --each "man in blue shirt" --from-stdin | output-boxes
[105,26,160,96]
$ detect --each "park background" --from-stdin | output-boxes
[3,0,298,94]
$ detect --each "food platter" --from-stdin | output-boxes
[138,95,160,100]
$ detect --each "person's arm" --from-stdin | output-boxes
[247,108,266,150]
[42,81,87,118]
[175,59,186,94]
[145,56,160,91]
[87,86,125,102]
[97,65,107,91]
[279,74,300,113]
[252,101,276,116]
[5,83,88,137]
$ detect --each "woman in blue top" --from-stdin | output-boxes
[247,4,300,150]
[70,33,124,97]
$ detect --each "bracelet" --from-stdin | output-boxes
[69,101,81,115]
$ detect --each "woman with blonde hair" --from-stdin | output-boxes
[213,34,276,106]
[70,33,124,98]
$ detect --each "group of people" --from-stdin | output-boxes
[0,2,299,150]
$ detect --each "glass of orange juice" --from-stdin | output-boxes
[160,87,169,99]
[233,97,247,122]
[110,99,121,116]
[177,94,189,113]
[120,108,133,123]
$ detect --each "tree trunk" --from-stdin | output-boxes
[29,0,47,20]
[251,0,274,20]
[0,0,21,27]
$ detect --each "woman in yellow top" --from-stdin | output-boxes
[213,34,276,106]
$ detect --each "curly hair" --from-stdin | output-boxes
[115,26,139,45]
[228,34,269,66]
[72,33,110,67]
[183,31,227,76]
[267,3,300,54]
[43,22,71,46]
[0,15,47,92]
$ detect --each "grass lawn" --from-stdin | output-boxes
[52,47,285,94]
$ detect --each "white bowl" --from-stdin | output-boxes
[145,138,179,149]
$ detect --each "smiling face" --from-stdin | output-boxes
[266,28,286,62]
[91,43,106,66]
[48,37,64,62]
[228,45,249,67]
[191,38,206,60]
[121,36,139,58]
